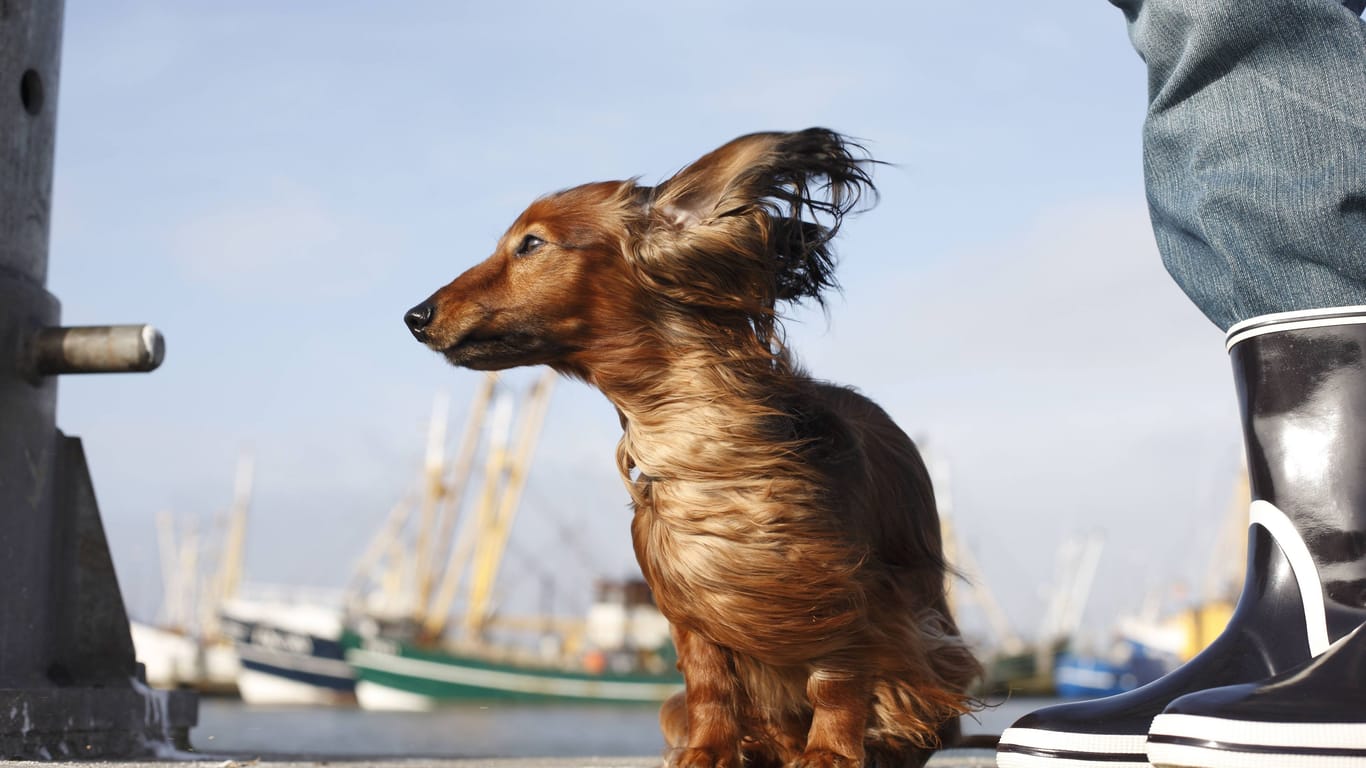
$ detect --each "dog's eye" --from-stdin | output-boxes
[515,234,546,257]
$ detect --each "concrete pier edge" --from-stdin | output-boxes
[0,748,997,768]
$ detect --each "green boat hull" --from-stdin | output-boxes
[342,631,682,707]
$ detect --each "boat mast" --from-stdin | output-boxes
[155,511,182,630]
[204,452,252,638]
[418,373,498,625]
[346,498,412,617]
[926,445,1023,655]
[347,375,501,628]
[422,385,514,638]
[410,392,451,626]
[461,369,556,639]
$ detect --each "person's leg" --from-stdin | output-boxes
[1118,0,1366,330]
[997,2,1366,766]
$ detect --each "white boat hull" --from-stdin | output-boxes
[354,680,437,712]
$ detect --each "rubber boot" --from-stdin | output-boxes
[996,306,1366,768]
[1147,622,1366,768]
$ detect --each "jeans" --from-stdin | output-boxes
[1114,0,1366,330]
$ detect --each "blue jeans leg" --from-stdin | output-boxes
[1115,0,1366,330]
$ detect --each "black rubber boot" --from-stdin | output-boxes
[1147,622,1366,768]
[996,307,1366,768]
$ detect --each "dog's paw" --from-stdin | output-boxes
[668,746,740,768]
[788,748,859,768]
[740,744,785,768]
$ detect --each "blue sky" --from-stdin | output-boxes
[49,2,1244,650]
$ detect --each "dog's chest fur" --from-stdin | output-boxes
[615,414,869,666]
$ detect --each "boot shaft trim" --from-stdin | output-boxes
[1250,499,1330,656]
[1227,306,1366,352]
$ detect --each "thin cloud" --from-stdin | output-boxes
[788,200,1240,643]
[170,181,393,299]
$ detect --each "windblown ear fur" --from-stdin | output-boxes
[633,128,877,321]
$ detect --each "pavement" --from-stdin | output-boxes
[0,747,999,767]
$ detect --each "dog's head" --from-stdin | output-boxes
[404,128,876,376]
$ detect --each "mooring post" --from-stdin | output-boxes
[1,0,197,758]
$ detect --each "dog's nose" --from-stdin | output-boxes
[404,302,435,338]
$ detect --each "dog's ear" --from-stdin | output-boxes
[651,132,792,230]
[637,128,876,311]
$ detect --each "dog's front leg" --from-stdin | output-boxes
[794,669,869,768]
[666,625,742,768]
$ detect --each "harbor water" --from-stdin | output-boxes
[190,697,1054,759]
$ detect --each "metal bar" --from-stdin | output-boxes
[32,324,165,374]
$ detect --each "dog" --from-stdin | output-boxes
[404,128,980,768]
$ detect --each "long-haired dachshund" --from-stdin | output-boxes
[404,128,980,768]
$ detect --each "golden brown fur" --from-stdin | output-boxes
[405,128,981,768]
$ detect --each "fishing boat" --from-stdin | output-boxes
[129,620,239,695]
[972,534,1107,698]
[344,579,680,710]
[341,372,682,709]
[131,455,255,695]
[220,591,356,705]
[216,380,498,706]
[214,387,469,707]
[933,448,1114,700]
[1053,637,1177,699]
[1052,471,1248,700]
[215,378,510,707]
